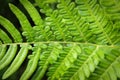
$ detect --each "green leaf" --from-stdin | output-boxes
[0,0,120,80]
[2,44,30,79]
[9,3,34,41]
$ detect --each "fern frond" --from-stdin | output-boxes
[20,44,40,80]
[56,0,92,42]
[45,10,66,41]
[88,48,120,80]
[99,0,120,43]
[34,0,57,16]
[47,43,81,80]
[20,0,51,41]
[75,0,120,45]
[32,42,62,80]
[0,29,12,43]
[99,0,120,21]
[20,0,43,26]
[2,44,31,79]
[0,44,17,70]
[9,3,34,42]
[0,45,7,60]
[60,44,103,80]
[0,42,120,80]
[43,0,94,42]
[0,0,120,80]
[0,16,22,42]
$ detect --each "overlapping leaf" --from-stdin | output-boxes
[0,0,120,80]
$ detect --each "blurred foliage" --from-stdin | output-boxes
[0,0,20,27]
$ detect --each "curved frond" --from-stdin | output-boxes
[32,42,62,80]
[43,0,94,42]
[99,0,120,45]
[99,0,120,21]
[0,16,22,42]
[75,0,120,45]
[0,0,120,80]
[59,44,104,80]
[20,0,50,41]
[20,44,40,80]
[0,29,12,43]
[20,0,43,26]
[0,44,17,70]
[9,3,34,41]
[47,43,81,80]
[2,44,31,79]
[88,48,120,80]
[0,45,7,60]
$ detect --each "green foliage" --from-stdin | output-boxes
[0,0,120,80]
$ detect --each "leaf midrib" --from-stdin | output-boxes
[70,45,99,80]
[1,41,119,48]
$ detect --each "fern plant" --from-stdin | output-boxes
[0,0,120,80]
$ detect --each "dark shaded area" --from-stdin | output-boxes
[0,0,20,26]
